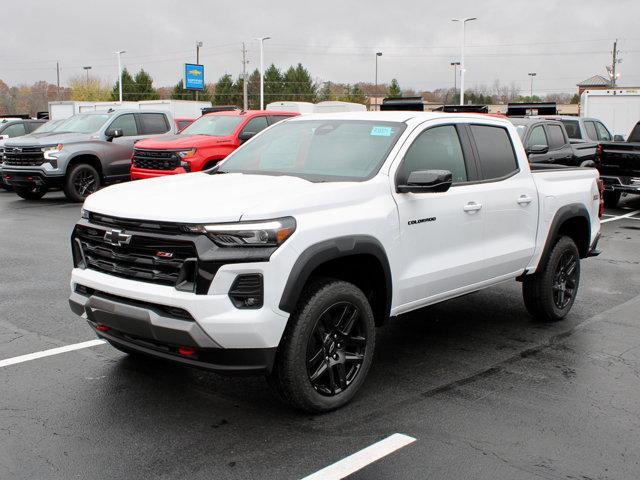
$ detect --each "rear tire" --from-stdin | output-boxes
[64,163,100,202]
[603,191,621,208]
[523,236,580,322]
[14,185,48,200]
[268,278,376,412]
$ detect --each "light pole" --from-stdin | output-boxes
[195,41,203,101]
[255,36,270,110]
[114,50,125,102]
[83,66,92,84]
[452,17,477,106]
[450,62,460,100]
[374,52,382,110]
[528,72,537,100]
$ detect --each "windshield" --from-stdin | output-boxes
[218,120,406,181]
[32,120,64,133]
[54,114,110,134]
[181,115,244,136]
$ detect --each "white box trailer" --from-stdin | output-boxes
[581,89,640,139]
[48,100,212,121]
[266,101,316,114]
[266,101,367,114]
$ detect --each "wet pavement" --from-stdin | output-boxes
[1,190,640,480]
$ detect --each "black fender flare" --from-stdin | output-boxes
[539,203,591,263]
[278,235,392,319]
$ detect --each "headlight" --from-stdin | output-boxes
[80,208,90,219]
[183,217,296,247]
[177,149,196,159]
[43,144,63,160]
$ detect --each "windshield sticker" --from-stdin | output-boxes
[370,126,393,137]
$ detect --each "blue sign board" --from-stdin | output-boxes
[184,63,205,91]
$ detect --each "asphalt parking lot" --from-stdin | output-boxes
[2,190,640,480]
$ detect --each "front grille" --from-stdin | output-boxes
[88,212,184,235]
[133,149,180,170]
[74,224,197,288]
[3,146,45,166]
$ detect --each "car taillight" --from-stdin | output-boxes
[596,144,603,164]
[596,177,605,218]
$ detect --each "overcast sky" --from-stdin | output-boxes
[2,0,639,95]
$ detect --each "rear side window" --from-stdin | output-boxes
[561,120,581,139]
[241,116,269,135]
[470,125,518,180]
[176,120,192,131]
[595,122,611,141]
[1,123,26,138]
[584,121,598,141]
[139,113,170,135]
[108,114,138,136]
[546,124,566,149]
[398,125,467,184]
[527,125,548,148]
[270,115,293,124]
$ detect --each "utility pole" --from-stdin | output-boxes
[114,50,125,102]
[610,39,620,87]
[56,62,60,100]
[255,36,270,110]
[242,42,249,110]
[452,17,477,105]
[195,41,203,101]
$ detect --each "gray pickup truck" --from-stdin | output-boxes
[2,110,174,201]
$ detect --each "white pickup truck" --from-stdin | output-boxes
[69,112,602,412]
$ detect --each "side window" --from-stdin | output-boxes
[269,115,293,124]
[470,125,518,180]
[139,113,170,135]
[561,120,581,139]
[595,122,611,141]
[546,124,566,149]
[527,125,548,148]
[2,123,26,138]
[584,121,598,141]
[241,116,269,136]
[26,122,43,133]
[108,114,138,136]
[397,125,467,184]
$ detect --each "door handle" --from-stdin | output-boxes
[517,195,533,205]
[463,202,482,212]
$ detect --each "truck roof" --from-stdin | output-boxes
[202,109,298,117]
[286,110,515,126]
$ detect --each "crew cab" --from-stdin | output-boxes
[597,121,640,207]
[69,112,602,412]
[130,110,298,179]
[2,110,175,201]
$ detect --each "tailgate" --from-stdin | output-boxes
[599,143,640,178]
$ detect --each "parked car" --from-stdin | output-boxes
[548,116,615,144]
[130,110,297,180]
[69,112,602,412]
[2,110,175,201]
[0,118,48,190]
[596,121,640,207]
[508,117,585,165]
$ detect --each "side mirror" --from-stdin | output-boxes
[397,170,453,194]
[526,144,549,155]
[238,131,255,143]
[105,128,124,141]
[613,135,625,142]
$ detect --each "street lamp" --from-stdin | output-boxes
[528,72,537,100]
[195,41,203,101]
[255,36,271,110]
[452,17,477,106]
[114,50,126,102]
[450,62,460,100]
[83,66,92,84]
[375,52,382,110]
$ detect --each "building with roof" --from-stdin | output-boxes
[577,75,612,95]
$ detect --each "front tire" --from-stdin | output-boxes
[14,185,48,200]
[269,279,376,412]
[603,191,620,208]
[523,236,580,322]
[64,163,100,202]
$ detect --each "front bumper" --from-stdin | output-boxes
[130,166,187,180]
[69,285,278,375]
[2,168,64,188]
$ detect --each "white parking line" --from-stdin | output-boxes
[601,209,640,224]
[300,433,416,480]
[0,339,106,368]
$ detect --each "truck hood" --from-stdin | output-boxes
[135,134,233,150]
[5,132,90,147]
[83,172,380,224]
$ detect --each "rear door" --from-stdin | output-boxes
[525,124,553,163]
[105,113,140,178]
[545,123,574,165]
[468,124,538,278]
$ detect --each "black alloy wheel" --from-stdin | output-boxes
[306,301,366,396]
[552,251,578,309]
[73,169,98,197]
[64,163,101,202]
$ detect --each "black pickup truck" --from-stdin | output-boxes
[597,121,640,207]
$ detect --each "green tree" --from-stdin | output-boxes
[70,76,111,101]
[283,63,316,102]
[171,79,188,99]
[264,64,284,103]
[213,73,242,106]
[111,67,135,101]
[389,78,402,97]
[131,69,159,101]
[346,84,367,104]
[570,93,580,104]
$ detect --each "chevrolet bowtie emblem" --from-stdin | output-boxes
[104,229,132,247]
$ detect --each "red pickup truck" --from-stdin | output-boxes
[130,110,298,179]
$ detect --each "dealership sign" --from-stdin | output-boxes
[184,63,205,91]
